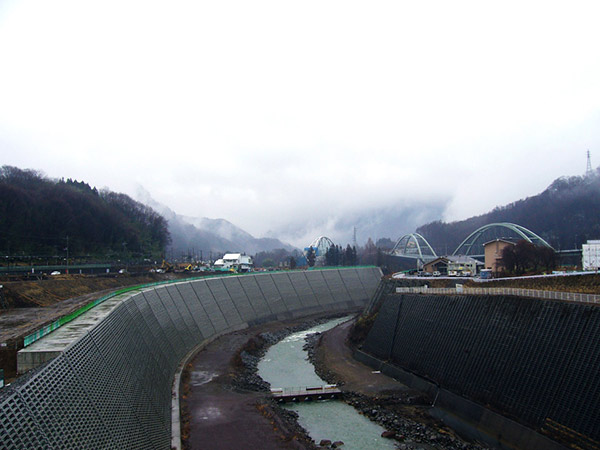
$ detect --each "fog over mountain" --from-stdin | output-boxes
[2,2,599,253]
[265,198,450,249]
[135,186,295,258]
[137,181,447,251]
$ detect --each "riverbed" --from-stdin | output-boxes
[258,317,397,449]
[183,314,484,450]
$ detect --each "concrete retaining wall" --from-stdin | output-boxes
[0,267,381,449]
[362,293,600,449]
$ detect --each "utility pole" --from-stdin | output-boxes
[353,227,357,248]
[0,285,6,309]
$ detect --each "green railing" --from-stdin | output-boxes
[23,272,233,347]
[22,266,377,348]
[23,284,142,347]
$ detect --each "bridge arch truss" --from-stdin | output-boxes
[452,222,553,257]
[308,236,335,257]
[390,233,438,262]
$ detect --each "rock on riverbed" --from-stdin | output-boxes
[304,320,488,450]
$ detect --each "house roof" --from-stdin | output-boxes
[446,255,483,265]
[426,255,483,266]
[482,238,518,247]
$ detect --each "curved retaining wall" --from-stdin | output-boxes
[362,293,600,449]
[0,267,381,450]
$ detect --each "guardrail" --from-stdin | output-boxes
[394,286,600,304]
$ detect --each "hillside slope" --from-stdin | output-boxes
[0,166,170,260]
[417,170,600,253]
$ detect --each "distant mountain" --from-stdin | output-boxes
[135,187,296,258]
[416,169,600,254]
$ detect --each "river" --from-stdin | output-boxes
[257,317,397,449]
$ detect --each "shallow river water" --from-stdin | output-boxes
[257,317,397,449]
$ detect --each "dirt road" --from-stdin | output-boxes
[312,319,410,395]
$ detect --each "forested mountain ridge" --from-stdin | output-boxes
[417,169,600,254]
[0,166,170,260]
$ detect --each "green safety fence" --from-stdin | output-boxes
[23,272,234,347]
[22,266,377,348]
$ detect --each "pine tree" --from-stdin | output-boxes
[306,246,316,267]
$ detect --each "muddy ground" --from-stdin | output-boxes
[182,316,487,450]
[0,271,200,309]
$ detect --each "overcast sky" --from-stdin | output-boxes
[1,1,599,246]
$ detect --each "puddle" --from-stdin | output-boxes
[191,370,217,387]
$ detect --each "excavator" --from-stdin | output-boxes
[158,260,173,273]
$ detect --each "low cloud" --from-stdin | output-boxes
[1,1,599,247]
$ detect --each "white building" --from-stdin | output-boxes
[213,253,253,272]
[582,240,600,271]
[423,255,483,276]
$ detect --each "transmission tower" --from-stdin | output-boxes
[353,227,357,248]
[586,150,593,177]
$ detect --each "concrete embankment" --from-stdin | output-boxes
[360,293,600,450]
[0,272,211,380]
[0,267,381,450]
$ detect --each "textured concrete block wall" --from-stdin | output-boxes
[0,267,381,450]
[363,294,600,448]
